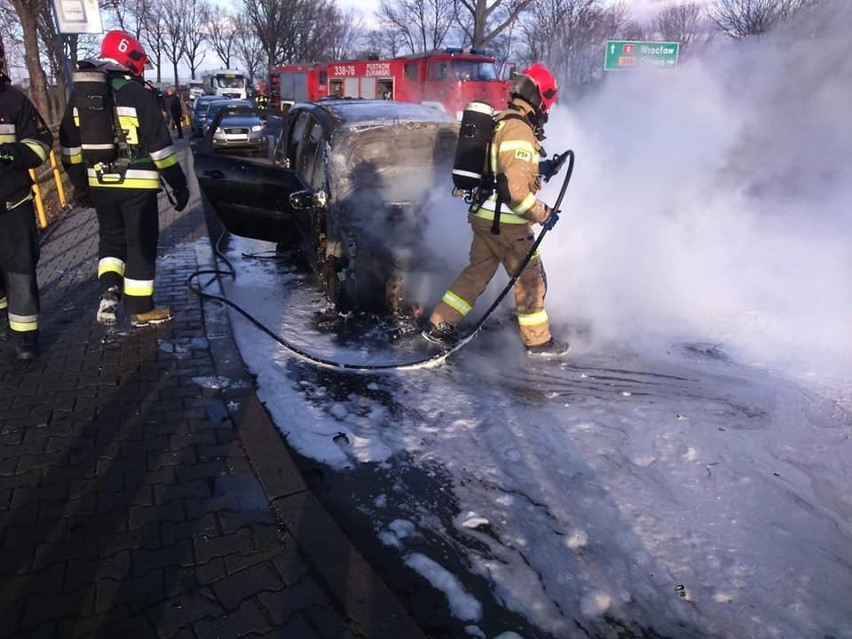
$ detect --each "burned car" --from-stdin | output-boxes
[194,99,459,314]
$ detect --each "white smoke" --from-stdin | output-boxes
[539,0,852,380]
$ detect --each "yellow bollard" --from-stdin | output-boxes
[28,167,48,229]
[49,149,67,209]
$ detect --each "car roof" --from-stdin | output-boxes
[209,99,252,109]
[305,99,455,125]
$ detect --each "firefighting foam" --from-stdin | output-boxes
[539,0,852,380]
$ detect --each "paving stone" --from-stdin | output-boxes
[193,599,272,638]
[95,570,164,613]
[210,562,285,611]
[193,529,253,565]
[146,591,224,638]
[255,579,337,627]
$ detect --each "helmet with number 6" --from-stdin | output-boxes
[101,30,148,77]
[510,63,558,115]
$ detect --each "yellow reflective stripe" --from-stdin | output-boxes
[153,155,178,169]
[512,192,537,215]
[441,290,472,316]
[88,177,161,189]
[124,278,154,296]
[149,145,176,161]
[518,309,548,326]
[0,134,14,143]
[470,207,528,224]
[98,257,125,278]
[0,296,8,309]
[87,168,161,189]
[9,313,39,331]
[22,139,49,162]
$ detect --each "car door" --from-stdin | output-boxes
[194,147,309,244]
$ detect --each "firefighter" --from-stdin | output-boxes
[60,30,189,328]
[423,63,569,358]
[0,43,53,360]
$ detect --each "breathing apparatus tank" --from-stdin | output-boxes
[452,101,495,193]
[72,64,120,166]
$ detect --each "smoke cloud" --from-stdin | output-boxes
[539,0,852,380]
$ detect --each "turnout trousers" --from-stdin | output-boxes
[0,195,40,334]
[91,188,160,315]
[429,215,552,347]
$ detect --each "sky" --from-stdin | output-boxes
[189,1,852,636]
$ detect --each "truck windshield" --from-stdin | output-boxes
[217,76,246,89]
[452,61,498,81]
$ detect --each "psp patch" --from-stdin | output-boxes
[514,148,533,162]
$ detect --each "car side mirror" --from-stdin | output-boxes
[289,189,326,210]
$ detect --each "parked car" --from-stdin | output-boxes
[205,104,267,155]
[194,99,459,314]
[190,94,227,136]
[202,99,254,135]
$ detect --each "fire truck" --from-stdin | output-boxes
[268,49,514,119]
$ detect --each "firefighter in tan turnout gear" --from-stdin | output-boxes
[0,43,53,360]
[60,30,189,328]
[424,63,569,358]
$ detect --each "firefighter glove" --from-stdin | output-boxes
[174,187,190,212]
[0,143,20,167]
[542,208,559,231]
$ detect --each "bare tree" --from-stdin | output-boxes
[233,15,265,83]
[244,0,342,65]
[711,0,817,38]
[377,0,454,54]
[183,0,210,80]
[160,0,188,86]
[361,28,406,58]
[8,0,50,117]
[326,8,366,60]
[522,0,628,98]
[205,5,238,68]
[655,2,714,59]
[141,1,168,84]
[454,0,535,50]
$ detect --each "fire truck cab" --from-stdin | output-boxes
[269,49,512,119]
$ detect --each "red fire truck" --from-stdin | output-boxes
[268,48,514,119]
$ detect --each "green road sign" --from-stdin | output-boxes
[604,41,680,70]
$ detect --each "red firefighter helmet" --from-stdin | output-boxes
[101,30,148,77]
[510,63,558,114]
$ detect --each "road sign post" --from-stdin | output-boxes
[604,41,680,70]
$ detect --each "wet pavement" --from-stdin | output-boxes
[0,147,425,638]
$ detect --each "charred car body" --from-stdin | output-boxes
[195,99,459,314]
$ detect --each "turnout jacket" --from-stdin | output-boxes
[59,66,187,194]
[470,98,550,225]
[0,77,52,205]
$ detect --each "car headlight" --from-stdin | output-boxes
[251,125,264,132]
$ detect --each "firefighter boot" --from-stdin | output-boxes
[14,331,38,361]
[422,321,458,347]
[97,287,121,326]
[130,306,173,328]
[525,337,570,359]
